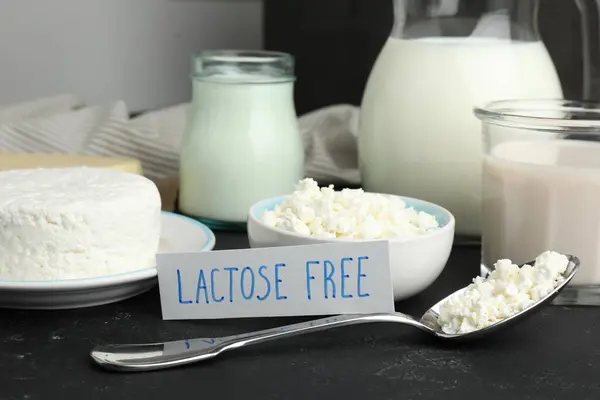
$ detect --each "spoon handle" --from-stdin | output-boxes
[90,312,423,372]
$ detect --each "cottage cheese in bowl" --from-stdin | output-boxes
[248,179,455,301]
[261,178,440,239]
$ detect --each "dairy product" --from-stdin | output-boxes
[0,154,184,212]
[438,251,569,334]
[179,74,304,223]
[482,140,600,286]
[359,37,563,236]
[0,153,143,174]
[0,167,162,281]
[261,178,439,239]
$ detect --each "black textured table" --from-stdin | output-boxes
[1,231,599,400]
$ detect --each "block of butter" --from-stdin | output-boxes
[0,153,143,175]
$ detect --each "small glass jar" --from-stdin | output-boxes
[178,50,305,230]
[475,99,600,306]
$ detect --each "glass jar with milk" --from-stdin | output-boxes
[475,99,600,306]
[359,0,599,238]
[179,51,304,230]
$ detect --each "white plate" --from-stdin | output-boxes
[0,211,216,310]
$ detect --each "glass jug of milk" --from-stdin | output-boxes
[359,0,599,237]
[179,51,304,230]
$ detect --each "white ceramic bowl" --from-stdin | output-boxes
[247,194,455,301]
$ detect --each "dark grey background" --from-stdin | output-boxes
[264,0,588,115]
[4,232,600,399]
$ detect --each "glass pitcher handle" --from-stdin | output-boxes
[575,0,600,101]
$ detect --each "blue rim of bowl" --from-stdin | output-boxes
[0,211,216,290]
[248,194,456,242]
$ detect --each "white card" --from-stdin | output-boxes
[157,241,395,320]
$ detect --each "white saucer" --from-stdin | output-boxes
[0,211,216,310]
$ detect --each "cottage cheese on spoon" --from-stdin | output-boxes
[261,178,439,239]
[437,251,570,334]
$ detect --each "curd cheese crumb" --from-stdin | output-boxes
[437,251,570,334]
[260,178,440,239]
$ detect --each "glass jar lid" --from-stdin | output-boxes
[474,99,600,133]
[191,50,295,84]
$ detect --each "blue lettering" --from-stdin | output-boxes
[340,257,353,299]
[274,263,287,300]
[305,261,319,300]
[195,269,209,304]
[324,260,336,299]
[210,268,224,303]
[224,267,239,303]
[357,256,370,298]
[257,265,271,301]
[240,266,255,300]
[177,269,192,304]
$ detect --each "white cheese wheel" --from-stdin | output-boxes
[0,167,162,281]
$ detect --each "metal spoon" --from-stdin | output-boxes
[90,255,579,372]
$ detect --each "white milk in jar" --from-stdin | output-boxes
[359,37,563,235]
[179,51,304,227]
[482,140,600,287]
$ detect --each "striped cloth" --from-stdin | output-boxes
[83,119,180,180]
[0,96,360,184]
[299,104,360,184]
[0,94,83,125]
